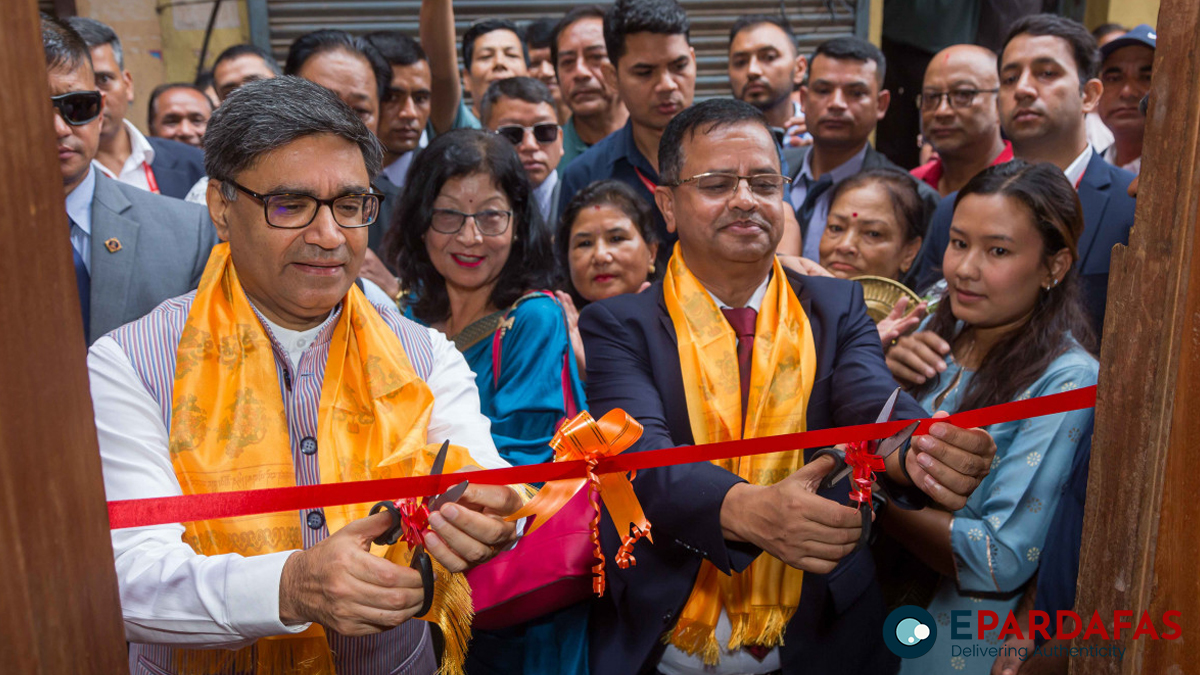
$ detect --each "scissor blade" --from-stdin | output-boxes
[876,388,902,425]
[430,439,451,477]
[827,462,854,486]
[430,480,470,512]
[878,421,920,459]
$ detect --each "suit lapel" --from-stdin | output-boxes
[1075,151,1112,268]
[655,284,677,346]
[89,175,141,338]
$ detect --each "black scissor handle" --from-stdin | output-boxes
[811,446,848,491]
[411,548,435,618]
[369,501,405,547]
[809,447,871,551]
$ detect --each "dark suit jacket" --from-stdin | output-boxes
[578,270,927,675]
[784,143,942,252]
[88,172,218,344]
[146,136,206,200]
[371,174,403,265]
[908,151,1135,336]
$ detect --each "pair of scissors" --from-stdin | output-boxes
[369,440,470,618]
[811,388,919,550]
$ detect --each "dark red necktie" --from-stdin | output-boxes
[721,307,770,662]
[720,307,757,419]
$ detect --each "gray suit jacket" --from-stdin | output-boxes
[783,143,942,250]
[87,172,217,344]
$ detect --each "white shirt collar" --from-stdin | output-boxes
[95,119,155,181]
[704,271,771,312]
[799,142,869,183]
[255,305,339,370]
[1063,144,1092,188]
[65,165,97,234]
[533,169,559,223]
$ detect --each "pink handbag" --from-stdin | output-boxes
[466,291,596,630]
[467,488,598,630]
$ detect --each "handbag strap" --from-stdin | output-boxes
[491,290,579,419]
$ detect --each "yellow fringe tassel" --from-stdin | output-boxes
[423,556,475,675]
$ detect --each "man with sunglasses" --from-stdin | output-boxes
[480,77,564,233]
[66,17,207,201]
[43,14,216,345]
[87,75,524,675]
[910,44,1012,197]
[577,98,998,675]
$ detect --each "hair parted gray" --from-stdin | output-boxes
[203,76,383,199]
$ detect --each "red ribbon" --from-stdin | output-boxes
[107,386,1097,530]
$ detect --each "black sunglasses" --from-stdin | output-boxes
[495,123,559,146]
[51,91,103,126]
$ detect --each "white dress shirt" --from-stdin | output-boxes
[660,272,779,675]
[1102,144,1141,175]
[95,119,157,193]
[65,165,97,271]
[89,312,509,647]
[1063,144,1093,188]
[791,143,869,261]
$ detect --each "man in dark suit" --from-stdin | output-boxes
[578,99,997,675]
[46,15,216,344]
[900,15,1134,382]
[66,17,207,200]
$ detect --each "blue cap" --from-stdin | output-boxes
[1100,24,1156,58]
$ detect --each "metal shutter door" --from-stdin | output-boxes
[264,0,860,100]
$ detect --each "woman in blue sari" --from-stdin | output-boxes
[384,128,587,674]
[881,161,1098,675]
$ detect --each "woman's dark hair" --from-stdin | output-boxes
[555,179,660,306]
[912,160,1096,413]
[826,167,928,243]
[384,128,555,324]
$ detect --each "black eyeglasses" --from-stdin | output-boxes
[224,179,383,229]
[916,88,999,111]
[429,208,513,236]
[669,172,791,198]
[495,123,559,146]
[51,91,102,126]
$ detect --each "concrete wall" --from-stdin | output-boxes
[75,0,249,132]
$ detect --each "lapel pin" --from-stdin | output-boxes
[105,238,122,253]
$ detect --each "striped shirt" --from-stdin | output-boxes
[92,291,506,675]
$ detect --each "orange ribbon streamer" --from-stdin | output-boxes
[507,409,652,596]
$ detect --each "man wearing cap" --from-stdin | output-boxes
[1097,24,1154,174]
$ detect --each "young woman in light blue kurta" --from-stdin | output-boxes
[883,161,1099,675]
[385,128,588,675]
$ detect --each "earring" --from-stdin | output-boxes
[901,263,910,273]
[648,262,656,274]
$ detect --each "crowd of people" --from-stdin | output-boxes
[40,1,1155,674]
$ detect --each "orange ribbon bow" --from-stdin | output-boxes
[508,409,652,596]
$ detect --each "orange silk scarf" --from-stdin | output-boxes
[662,244,817,664]
[167,242,472,674]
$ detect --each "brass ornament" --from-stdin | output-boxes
[851,275,923,324]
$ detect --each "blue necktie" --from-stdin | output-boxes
[69,218,90,336]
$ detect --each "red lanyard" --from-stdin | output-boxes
[633,166,657,195]
[143,161,160,194]
[1073,166,1086,190]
